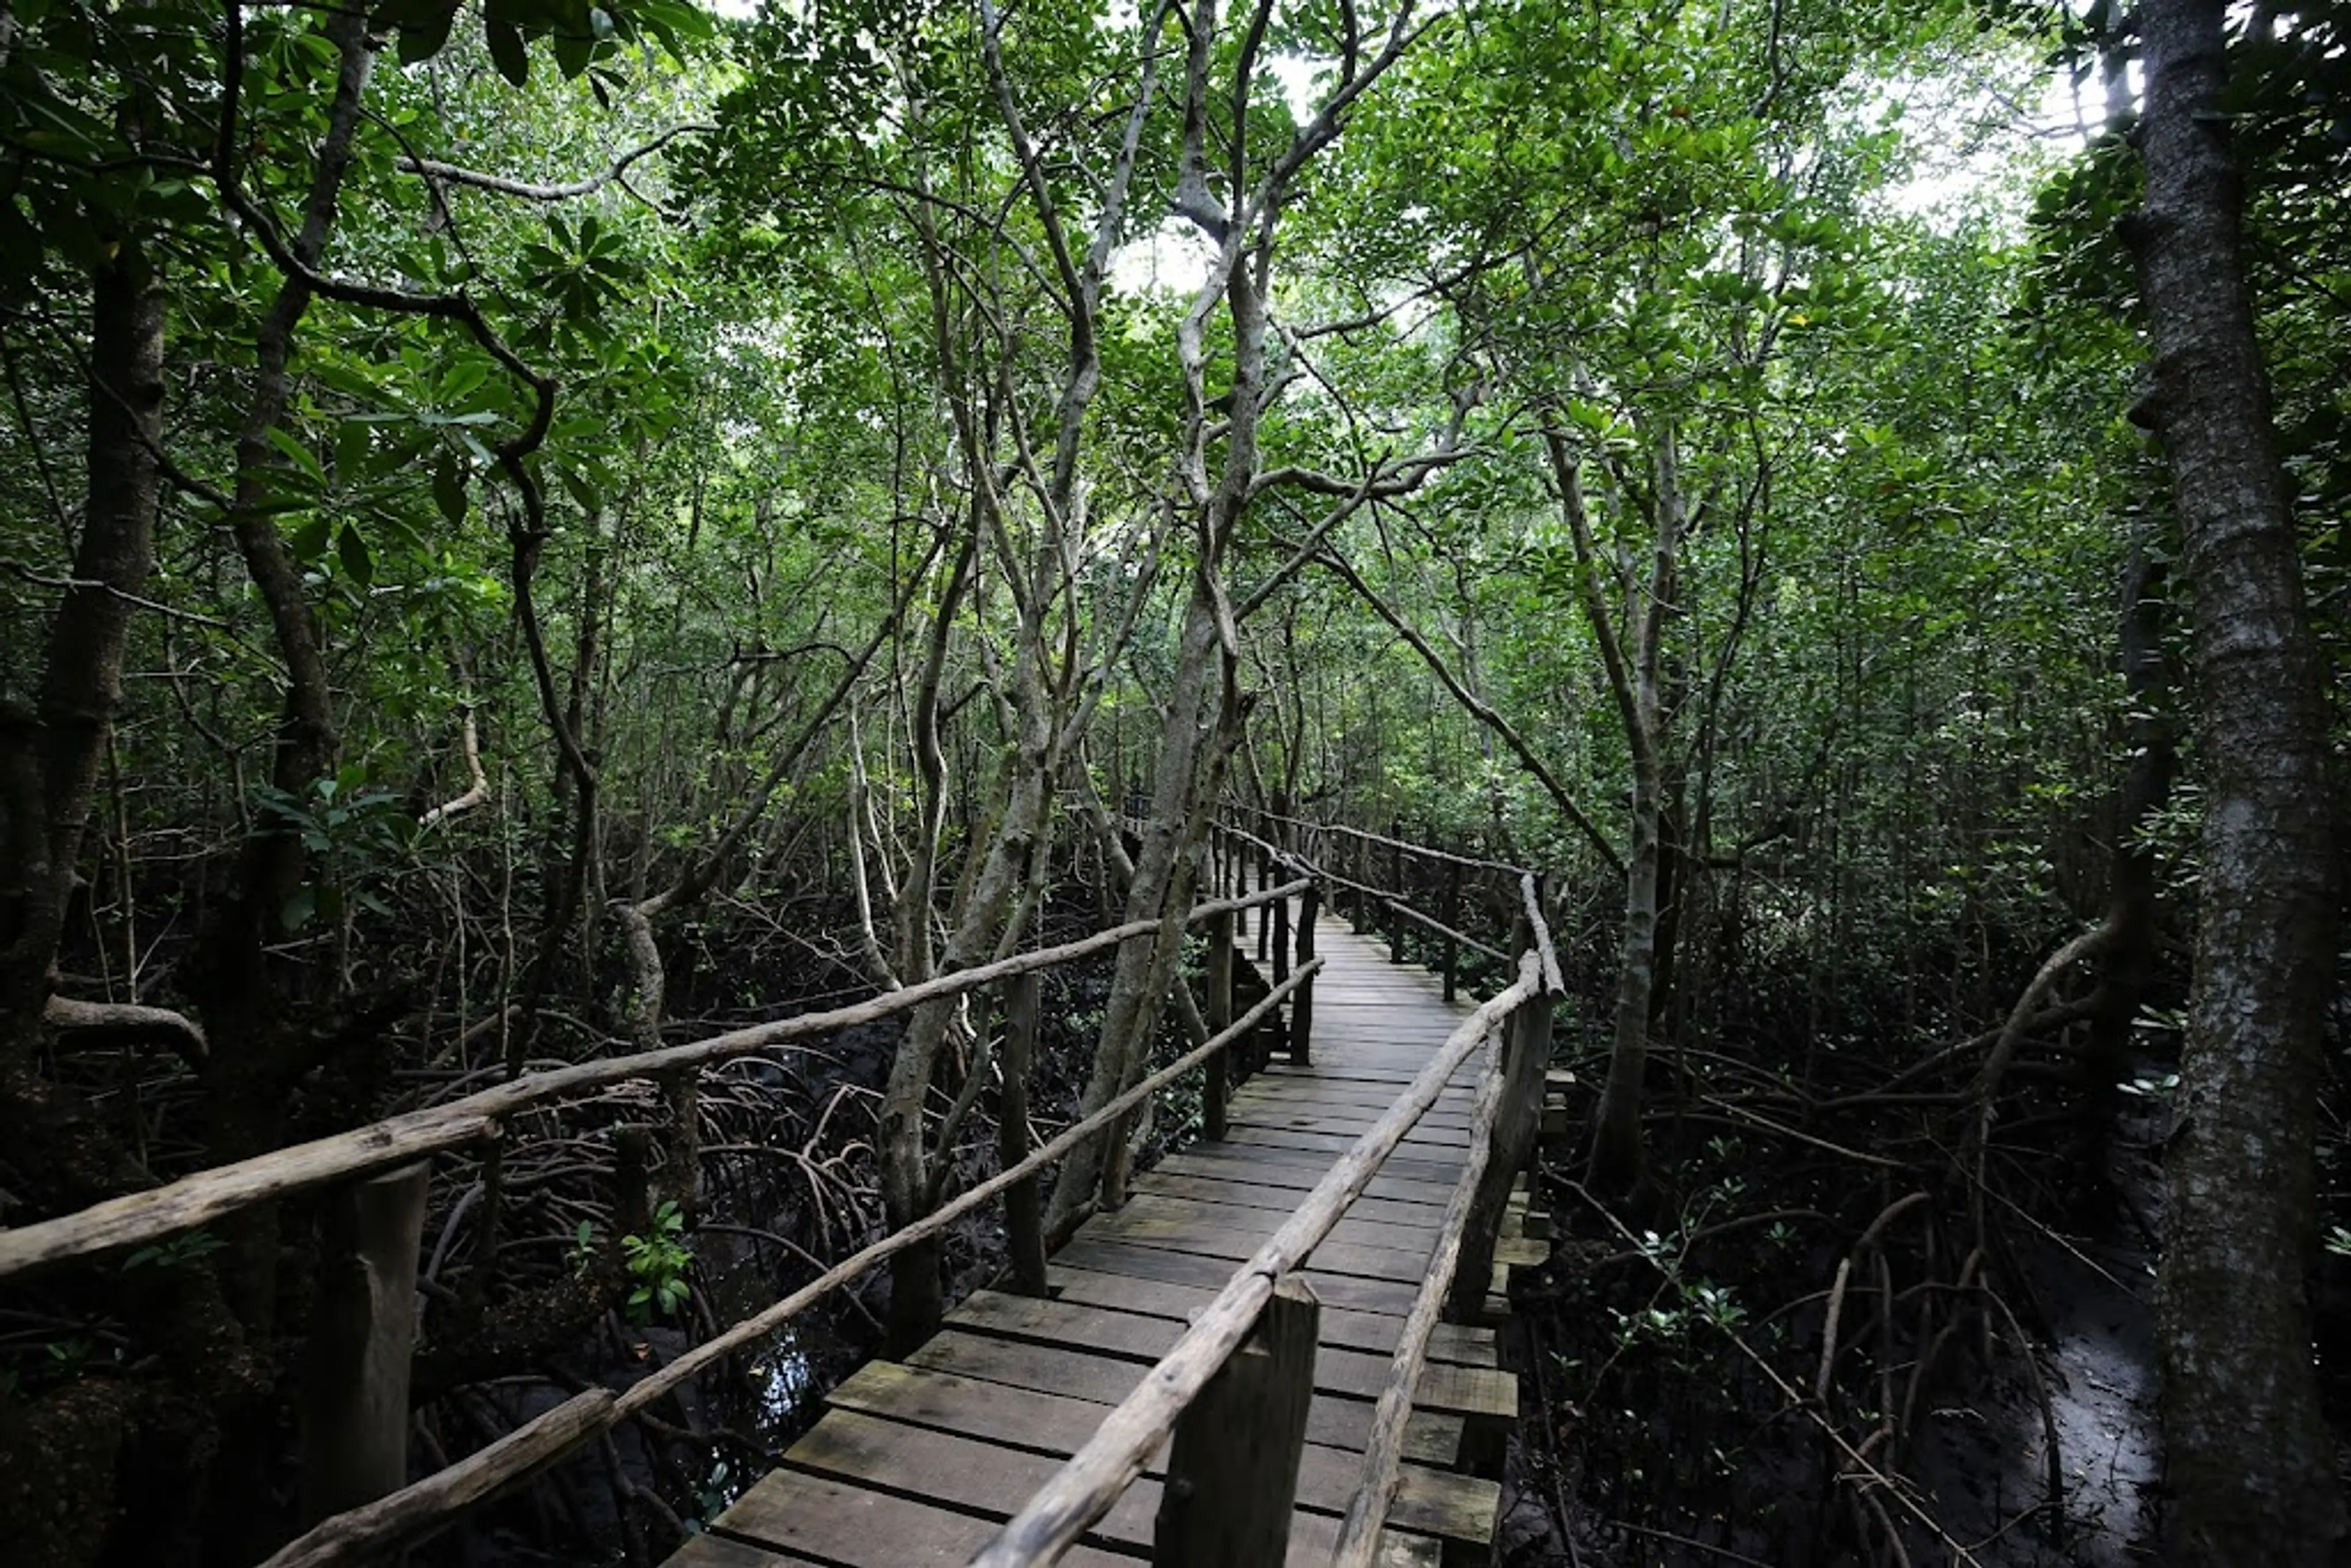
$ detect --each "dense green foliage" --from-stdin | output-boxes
[2,0,2347,1561]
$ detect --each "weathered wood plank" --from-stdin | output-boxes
[1132,1169,1452,1228]
[1076,1207,1440,1284]
[713,1468,1139,1568]
[822,1360,1495,1541]
[1054,1237,1429,1314]
[901,1331,1463,1463]
[1153,1147,1464,1206]
[1043,1265,1499,1367]
[666,1532,818,1566]
[1105,1191,1445,1256]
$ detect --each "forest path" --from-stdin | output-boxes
[662,906,1522,1568]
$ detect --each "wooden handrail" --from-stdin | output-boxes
[1218,818,1509,964]
[1520,870,1565,996]
[967,954,1545,1568]
[260,956,1325,1568]
[0,879,1307,1281]
[1248,806,1531,877]
[1330,1017,1508,1568]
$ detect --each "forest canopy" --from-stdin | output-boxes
[2,0,2347,1562]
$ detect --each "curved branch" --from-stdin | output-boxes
[396,122,711,201]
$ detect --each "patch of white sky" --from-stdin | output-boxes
[1869,42,2132,236]
[1106,53,1324,298]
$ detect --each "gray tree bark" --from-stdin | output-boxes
[0,247,165,1071]
[2131,0,2346,1556]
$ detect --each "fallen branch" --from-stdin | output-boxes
[43,995,208,1065]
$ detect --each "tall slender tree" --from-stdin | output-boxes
[2131,0,2345,1556]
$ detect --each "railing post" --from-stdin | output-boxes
[1272,883,1291,994]
[1001,970,1048,1296]
[300,1162,429,1523]
[661,1065,700,1217]
[1229,824,1250,942]
[1447,981,1554,1323]
[1289,885,1319,1066]
[1389,823,1406,964]
[1441,858,1461,1003]
[1348,834,1368,934]
[1153,1275,1320,1568]
[1204,908,1235,1141]
[1254,819,1272,963]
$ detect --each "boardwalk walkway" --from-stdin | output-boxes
[667,904,1527,1568]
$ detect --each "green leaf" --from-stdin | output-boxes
[553,27,593,78]
[557,465,601,514]
[264,427,327,487]
[282,883,319,934]
[337,524,375,588]
[396,1,463,62]
[336,421,372,483]
[433,456,468,523]
[487,20,530,86]
[289,515,333,564]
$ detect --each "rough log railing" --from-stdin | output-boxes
[0,877,1313,1568]
[1243,806,1541,1002]
[970,810,1564,1567]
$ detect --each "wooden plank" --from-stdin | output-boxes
[1228,1109,1474,1145]
[664,1532,819,1566]
[1207,1133,1467,1185]
[782,1409,1161,1551]
[1075,1209,1437,1285]
[712,1468,1139,1568]
[1044,1264,1499,1368]
[1054,1237,1428,1314]
[1131,1170,1452,1228]
[948,1288,1475,1407]
[1106,1191,1445,1257]
[1154,1147,1464,1206]
[1225,1093,1477,1127]
[1215,1127,1469,1179]
[902,1332,1462,1463]
[1226,1087,1476,1118]
[823,1361,1494,1544]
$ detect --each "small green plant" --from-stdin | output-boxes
[2324,1225,2351,1259]
[123,1230,225,1272]
[568,1220,599,1275]
[621,1201,693,1323]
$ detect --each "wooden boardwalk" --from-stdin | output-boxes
[667,907,1525,1568]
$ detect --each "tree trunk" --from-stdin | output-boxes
[2080,544,2174,1109]
[0,246,165,1070]
[2132,0,2346,1556]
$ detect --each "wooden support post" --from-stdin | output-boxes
[1000,970,1048,1296]
[1354,836,1372,933]
[1204,909,1235,1141]
[1152,1275,1320,1568]
[1254,827,1272,963]
[1389,823,1406,964]
[1446,989,1554,1323]
[1289,886,1319,1066]
[301,1163,430,1524]
[1272,890,1291,993]
[661,1065,700,1217]
[1441,860,1461,1003]
[1228,827,1248,941]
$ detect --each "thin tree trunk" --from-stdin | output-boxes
[0,247,165,1069]
[2132,0,2345,1555]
